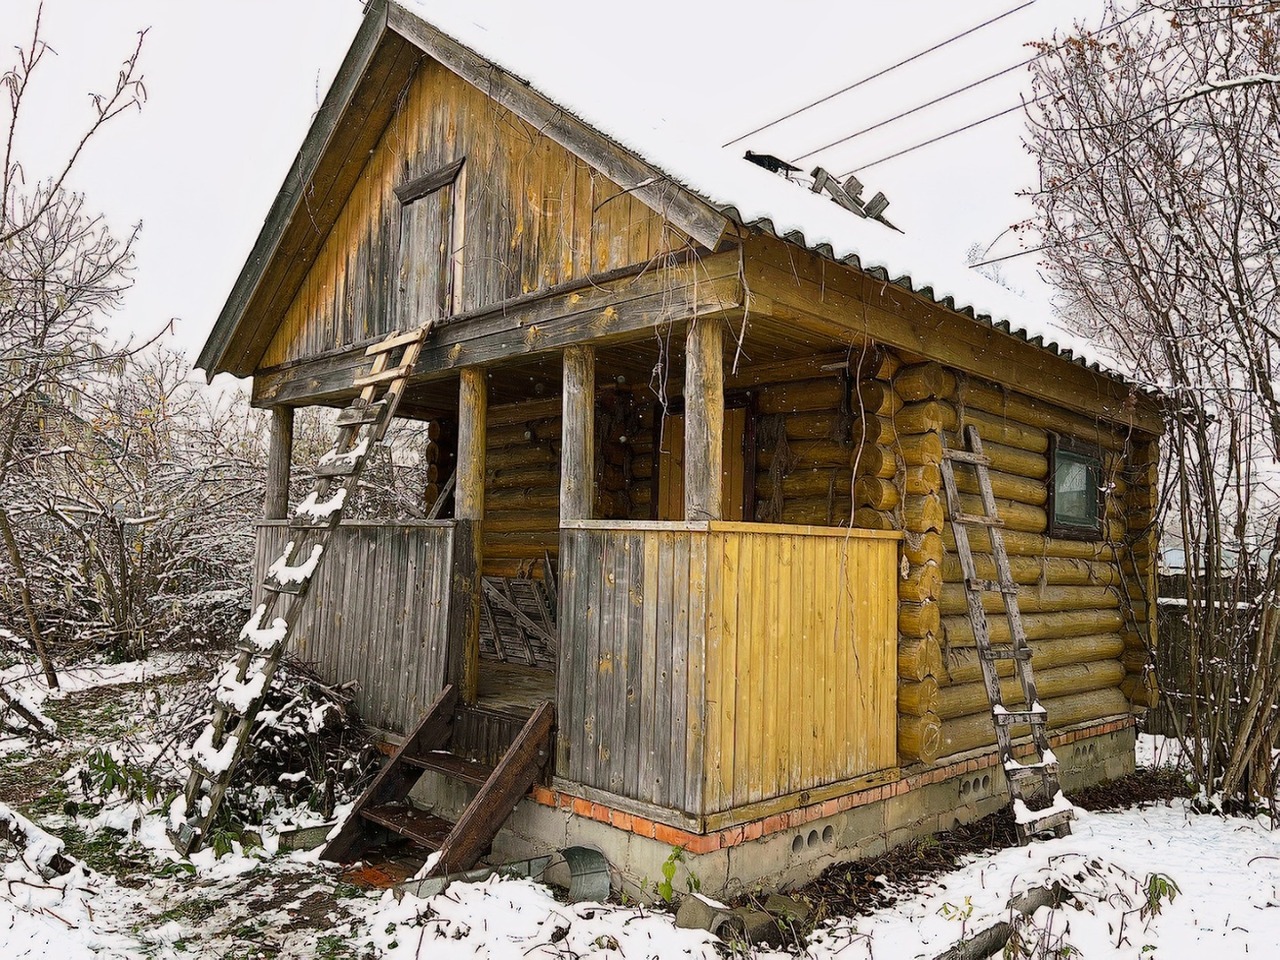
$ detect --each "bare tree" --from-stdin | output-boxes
[0,4,146,686]
[1025,1,1280,811]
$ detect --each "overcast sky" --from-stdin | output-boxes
[2,0,1109,394]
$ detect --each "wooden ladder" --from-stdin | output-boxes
[167,324,435,855]
[322,685,554,877]
[939,424,1074,844]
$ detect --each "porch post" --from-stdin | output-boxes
[560,345,595,523]
[452,367,487,702]
[264,405,293,520]
[684,317,724,521]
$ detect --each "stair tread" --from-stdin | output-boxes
[360,803,454,850]
[403,751,495,786]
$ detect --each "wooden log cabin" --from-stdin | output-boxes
[198,0,1161,894]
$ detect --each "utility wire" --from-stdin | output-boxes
[790,57,1033,165]
[836,7,1150,177]
[721,0,1036,149]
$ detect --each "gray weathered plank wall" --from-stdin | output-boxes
[254,521,455,735]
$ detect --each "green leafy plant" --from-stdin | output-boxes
[652,845,700,902]
[83,747,164,805]
[1141,873,1180,920]
[939,896,974,938]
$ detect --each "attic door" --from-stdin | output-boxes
[393,159,465,330]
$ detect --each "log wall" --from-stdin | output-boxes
[882,361,1157,763]
[254,520,455,736]
[556,521,899,818]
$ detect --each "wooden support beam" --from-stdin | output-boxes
[560,345,595,524]
[264,406,294,520]
[453,368,487,702]
[684,318,724,521]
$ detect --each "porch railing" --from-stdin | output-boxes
[556,520,901,821]
[254,520,456,735]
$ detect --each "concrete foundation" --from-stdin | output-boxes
[410,719,1136,899]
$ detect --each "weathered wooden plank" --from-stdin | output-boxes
[560,345,595,524]
[683,317,724,522]
[637,531,660,799]
[668,531,691,810]
[653,532,676,805]
[622,531,645,800]
[264,407,294,519]
[684,530,708,814]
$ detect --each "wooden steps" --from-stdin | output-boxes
[323,684,555,878]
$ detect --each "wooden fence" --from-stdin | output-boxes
[254,520,456,735]
[556,521,900,821]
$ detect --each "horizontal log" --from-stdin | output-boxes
[850,413,896,447]
[756,378,846,414]
[961,381,1126,451]
[899,635,944,682]
[782,498,844,526]
[781,468,852,500]
[953,467,1048,508]
[959,407,1048,453]
[486,443,559,471]
[938,659,1126,720]
[895,362,956,402]
[852,506,896,531]
[854,475,900,511]
[938,583,1120,617]
[630,483,651,507]
[898,431,944,466]
[483,512,560,533]
[487,463,560,490]
[899,711,942,765]
[904,463,942,495]
[902,531,944,567]
[849,380,901,417]
[942,553,1120,587]
[488,397,562,427]
[759,439,853,471]
[944,526,1126,561]
[899,561,943,603]
[937,687,1131,758]
[784,412,853,442]
[895,400,953,435]
[954,494,1046,534]
[899,675,941,717]
[943,608,1126,647]
[1122,670,1160,707]
[946,633,1125,685]
[487,417,562,447]
[900,600,941,638]
[851,444,898,479]
[904,493,946,534]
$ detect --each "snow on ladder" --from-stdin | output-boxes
[167,323,436,856]
[940,424,1073,843]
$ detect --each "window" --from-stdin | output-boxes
[1048,435,1102,539]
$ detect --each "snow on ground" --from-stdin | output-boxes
[2,653,1277,959]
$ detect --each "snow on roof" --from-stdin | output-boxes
[395,0,1132,382]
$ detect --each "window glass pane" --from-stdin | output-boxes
[1054,450,1098,527]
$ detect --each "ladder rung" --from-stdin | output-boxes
[953,512,1004,527]
[1020,808,1074,836]
[365,329,426,356]
[335,401,388,427]
[353,364,412,388]
[1005,761,1059,781]
[982,645,1032,661]
[262,575,309,596]
[968,578,1017,594]
[314,459,362,478]
[943,449,992,466]
[993,709,1048,726]
[289,514,340,530]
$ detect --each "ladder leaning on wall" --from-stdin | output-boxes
[166,323,435,856]
[939,424,1074,844]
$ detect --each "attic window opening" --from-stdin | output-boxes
[1048,435,1102,540]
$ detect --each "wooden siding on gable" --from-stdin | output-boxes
[263,58,687,369]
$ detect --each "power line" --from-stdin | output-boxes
[836,7,1151,177]
[790,56,1034,165]
[721,1,1036,149]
